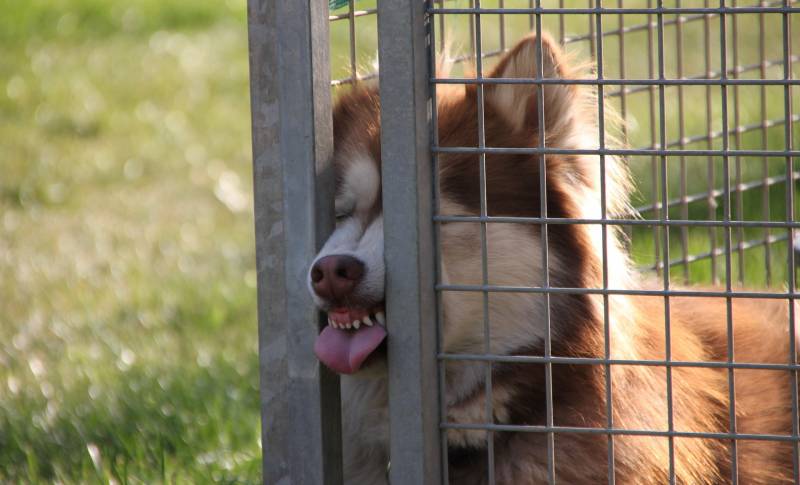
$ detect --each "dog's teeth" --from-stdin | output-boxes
[353,320,361,329]
[345,322,351,329]
[363,316,373,326]
[375,312,385,325]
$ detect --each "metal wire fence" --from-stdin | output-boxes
[254,0,799,483]
[425,1,799,483]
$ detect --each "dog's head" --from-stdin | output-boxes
[309,33,631,376]
[307,86,386,375]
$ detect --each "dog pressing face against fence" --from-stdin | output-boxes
[307,33,798,484]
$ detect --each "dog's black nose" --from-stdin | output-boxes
[311,255,365,301]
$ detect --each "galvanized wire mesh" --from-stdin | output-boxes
[329,3,378,86]
[427,2,799,484]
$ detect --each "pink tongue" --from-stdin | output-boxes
[314,324,387,374]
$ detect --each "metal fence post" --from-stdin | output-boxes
[378,1,443,484]
[247,0,343,483]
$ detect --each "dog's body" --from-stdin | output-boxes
[307,33,798,484]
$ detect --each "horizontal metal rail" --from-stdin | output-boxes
[432,77,800,86]
[434,214,800,229]
[558,1,784,44]
[440,423,800,443]
[440,352,800,371]
[435,284,800,300]
[331,71,378,87]
[658,114,800,151]
[433,146,800,157]
[650,232,788,271]
[429,6,800,15]
[636,171,800,215]
[328,8,376,21]
[433,53,796,86]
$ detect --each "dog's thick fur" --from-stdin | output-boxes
[309,33,799,484]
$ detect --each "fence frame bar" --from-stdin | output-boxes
[377,1,443,483]
[247,1,343,483]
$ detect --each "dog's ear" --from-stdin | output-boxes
[484,33,580,135]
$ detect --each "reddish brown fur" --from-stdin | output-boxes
[446,296,796,484]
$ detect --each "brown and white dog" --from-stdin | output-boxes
[307,33,798,484]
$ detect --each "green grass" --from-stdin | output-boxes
[0,0,259,482]
[0,0,798,482]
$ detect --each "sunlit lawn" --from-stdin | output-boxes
[1,0,260,482]
[0,0,799,482]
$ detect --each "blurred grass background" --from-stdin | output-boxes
[0,0,798,482]
[0,0,260,482]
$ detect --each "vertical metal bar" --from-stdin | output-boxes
[533,3,556,483]
[617,0,628,143]
[648,0,662,274]
[759,2,772,286]
[471,4,496,483]
[588,0,596,60]
[595,3,616,483]
[781,2,800,481]
[437,0,445,54]
[719,2,739,482]
[677,1,690,283]
[732,0,746,285]
[469,0,476,62]
[529,0,535,33]
[247,1,343,484]
[655,3,676,483]
[377,2,442,484]
[430,11,449,483]
[498,0,506,52]
[348,0,358,83]
[705,0,719,285]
